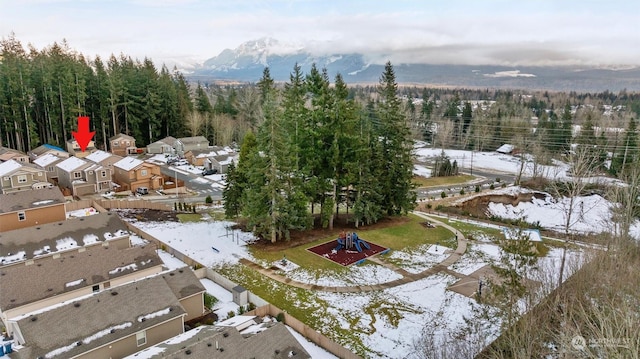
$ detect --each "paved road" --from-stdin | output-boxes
[414,166,517,199]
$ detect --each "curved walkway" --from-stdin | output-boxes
[239,211,468,292]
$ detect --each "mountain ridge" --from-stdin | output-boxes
[188,38,640,92]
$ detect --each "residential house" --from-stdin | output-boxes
[146,136,176,155]
[7,269,205,359]
[173,136,209,157]
[110,133,138,157]
[127,320,311,359]
[28,144,70,161]
[0,187,66,232]
[0,245,163,328]
[206,153,238,174]
[66,138,97,158]
[0,146,29,163]
[86,150,125,174]
[56,156,113,196]
[0,212,132,264]
[113,157,164,192]
[32,153,67,184]
[0,159,51,194]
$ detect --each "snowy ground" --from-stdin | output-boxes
[66,207,99,218]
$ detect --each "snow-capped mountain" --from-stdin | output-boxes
[190,38,640,92]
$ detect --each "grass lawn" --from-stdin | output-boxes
[176,213,202,222]
[413,174,476,188]
[249,214,456,270]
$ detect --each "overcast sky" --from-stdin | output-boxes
[1,0,639,68]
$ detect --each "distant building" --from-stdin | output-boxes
[0,187,66,233]
[0,146,29,163]
[0,159,51,194]
[66,138,97,158]
[174,136,209,157]
[146,136,177,155]
[113,157,164,192]
[110,133,137,157]
[28,144,70,161]
[32,153,67,184]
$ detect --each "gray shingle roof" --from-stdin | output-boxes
[0,212,129,262]
[0,244,161,311]
[0,187,65,214]
[15,273,188,359]
[125,322,311,359]
[161,267,206,299]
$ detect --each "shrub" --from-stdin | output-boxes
[276,312,285,323]
[205,195,213,204]
[475,185,480,193]
[441,191,447,199]
[174,202,178,211]
[496,177,501,182]
[227,311,235,319]
[248,302,257,311]
[459,189,465,195]
[237,305,245,315]
[204,293,218,310]
[502,183,507,188]
[426,203,432,209]
[490,184,495,190]
[435,204,444,211]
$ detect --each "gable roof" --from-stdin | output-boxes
[157,136,177,146]
[125,322,311,359]
[15,273,187,359]
[85,149,115,164]
[29,144,67,156]
[160,267,206,299]
[177,136,208,145]
[33,153,65,168]
[0,159,22,177]
[56,156,89,172]
[0,245,161,311]
[0,187,65,215]
[110,133,136,142]
[0,212,129,263]
[114,157,144,171]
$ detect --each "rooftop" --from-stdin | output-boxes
[56,156,88,172]
[177,136,208,145]
[110,133,136,142]
[0,187,65,215]
[85,150,115,164]
[0,245,161,311]
[32,153,64,168]
[29,144,67,156]
[0,159,22,177]
[114,157,144,171]
[124,321,311,359]
[14,273,188,359]
[0,212,129,262]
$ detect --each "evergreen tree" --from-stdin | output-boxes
[610,117,638,176]
[375,62,416,215]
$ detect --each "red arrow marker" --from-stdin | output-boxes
[72,116,96,152]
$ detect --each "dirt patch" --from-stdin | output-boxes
[452,192,546,218]
[111,208,179,222]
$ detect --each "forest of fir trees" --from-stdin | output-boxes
[223,63,417,242]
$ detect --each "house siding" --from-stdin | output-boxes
[180,292,206,322]
[74,316,184,359]
[0,204,66,232]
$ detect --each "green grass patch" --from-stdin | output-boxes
[176,213,202,222]
[413,174,476,188]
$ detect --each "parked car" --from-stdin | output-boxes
[136,187,149,195]
[202,169,218,176]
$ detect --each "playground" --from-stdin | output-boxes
[306,231,388,266]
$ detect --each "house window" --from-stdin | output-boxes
[101,170,107,177]
[38,172,43,176]
[113,142,119,147]
[18,212,26,221]
[17,175,27,183]
[47,166,54,172]
[89,171,94,175]
[125,141,130,146]
[92,285,100,292]
[136,331,147,347]
[73,172,82,179]
[140,169,148,176]
[3,176,8,181]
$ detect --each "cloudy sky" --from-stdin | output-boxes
[1,0,638,68]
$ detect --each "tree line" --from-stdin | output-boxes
[223,63,416,242]
[0,34,193,152]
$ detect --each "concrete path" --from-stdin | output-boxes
[239,211,468,292]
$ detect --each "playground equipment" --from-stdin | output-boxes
[334,231,371,253]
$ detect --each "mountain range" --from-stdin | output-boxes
[186,38,640,92]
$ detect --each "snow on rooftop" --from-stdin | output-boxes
[83,234,100,245]
[0,159,22,176]
[56,156,87,172]
[32,199,55,206]
[85,150,113,163]
[109,263,138,275]
[66,207,99,219]
[55,237,79,251]
[137,308,171,322]
[216,315,256,328]
[45,322,133,358]
[114,156,144,171]
[0,250,26,265]
[33,153,62,167]
[65,278,85,288]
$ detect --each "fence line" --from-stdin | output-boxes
[247,304,363,359]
